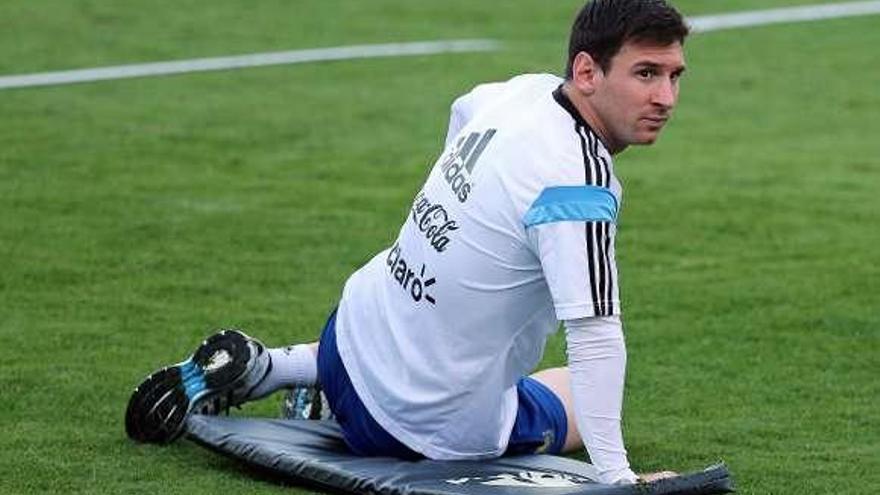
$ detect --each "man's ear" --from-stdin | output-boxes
[570,51,602,96]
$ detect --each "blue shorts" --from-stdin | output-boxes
[316,310,568,459]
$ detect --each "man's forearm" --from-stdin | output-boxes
[564,315,637,484]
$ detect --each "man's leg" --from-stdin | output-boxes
[315,310,422,459]
[248,342,318,399]
[529,367,583,453]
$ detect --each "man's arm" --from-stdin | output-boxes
[564,315,637,485]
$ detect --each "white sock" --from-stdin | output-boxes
[249,344,317,399]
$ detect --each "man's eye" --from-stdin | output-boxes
[637,69,655,79]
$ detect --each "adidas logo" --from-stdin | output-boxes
[439,128,496,203]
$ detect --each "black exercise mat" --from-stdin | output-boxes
[186,415,734,495]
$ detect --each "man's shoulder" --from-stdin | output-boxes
[494,102,598,176]
[451,73,612,189]
[455,73,562,122]
[463,73,562,99]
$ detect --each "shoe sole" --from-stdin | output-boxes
[125,330,256,444]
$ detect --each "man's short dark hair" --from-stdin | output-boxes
[565,0,689,78]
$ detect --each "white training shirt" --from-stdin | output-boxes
[335,74,623,461]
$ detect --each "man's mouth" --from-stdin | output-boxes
[642,116,668,124]
[640,116,668,130]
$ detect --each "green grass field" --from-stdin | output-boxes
[1,1,878,493]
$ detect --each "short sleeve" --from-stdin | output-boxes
[525,188,621,320]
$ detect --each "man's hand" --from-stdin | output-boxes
[638,471,678,483]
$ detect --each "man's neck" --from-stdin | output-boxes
[561,82,625,155]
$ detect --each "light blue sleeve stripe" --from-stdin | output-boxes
[523,185,618,228]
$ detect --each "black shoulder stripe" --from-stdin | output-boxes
[586,130,601,187]
[553,85,602,187]
[585,223,601,316]
[585,129,610,188]
[604,223,615,315]
[575,122,593,185]
[580,126,604,187]
[595,222,608,315]
[597,150,611,189]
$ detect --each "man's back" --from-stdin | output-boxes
[335,73,621,459]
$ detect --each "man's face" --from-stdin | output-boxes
[590,40,686,152]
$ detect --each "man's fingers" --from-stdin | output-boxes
[638,471,678,483]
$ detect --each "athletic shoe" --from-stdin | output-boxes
[281,385,334,421]
[125,329,270,444]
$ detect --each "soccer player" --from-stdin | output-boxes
[126,0,689,485]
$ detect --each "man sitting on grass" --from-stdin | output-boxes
[126,0,689,485]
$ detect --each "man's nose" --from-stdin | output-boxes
[652,79,677,109]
